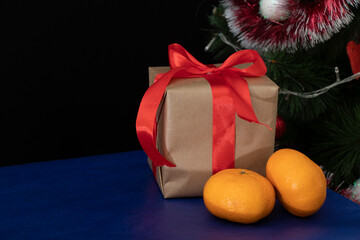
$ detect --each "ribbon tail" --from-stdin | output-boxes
[136,70,178,167]
[223,70,271,130]
[257,122,272,131]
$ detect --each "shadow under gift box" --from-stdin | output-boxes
[148,64,279,198]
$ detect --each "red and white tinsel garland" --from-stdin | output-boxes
[222,0,360,52]
[324,170,360,205]
[339,179,360,205]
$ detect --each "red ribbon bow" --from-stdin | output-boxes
[136,43,268,174]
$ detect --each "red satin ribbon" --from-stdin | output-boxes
[136,43,268,174]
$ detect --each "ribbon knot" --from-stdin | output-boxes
[136,43,269,171]
[202,64,219,77]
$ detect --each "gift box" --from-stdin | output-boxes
[136,44,278,198]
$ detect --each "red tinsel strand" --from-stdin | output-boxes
[222,0,360,52]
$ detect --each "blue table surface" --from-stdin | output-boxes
[1,150,360,240]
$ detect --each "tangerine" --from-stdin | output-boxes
[203,168,275,224]
[266,149,327,217]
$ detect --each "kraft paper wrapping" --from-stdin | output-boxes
[147,66,279,198]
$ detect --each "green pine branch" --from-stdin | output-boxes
[308,102,360,189]
[264,51,339,121]
[206,5,238,61]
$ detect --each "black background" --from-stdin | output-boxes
[1,0,219,165]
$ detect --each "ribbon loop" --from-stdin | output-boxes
[136,43,268,168]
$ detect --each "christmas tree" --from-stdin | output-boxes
[205,0,360,203]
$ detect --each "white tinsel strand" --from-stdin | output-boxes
[350,179,360,204]
[341,179,360,205]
